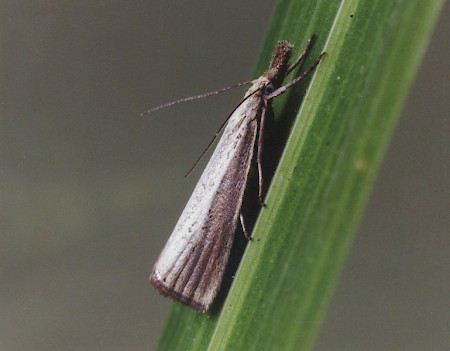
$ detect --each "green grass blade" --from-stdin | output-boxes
[156,0,444,350]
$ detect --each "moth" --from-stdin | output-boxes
[149,36,324,313]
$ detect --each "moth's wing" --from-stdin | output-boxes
[151,111,259,313]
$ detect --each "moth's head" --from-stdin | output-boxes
[264,40,293,88]
[248,76,275,100]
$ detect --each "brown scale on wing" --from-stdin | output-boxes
[179,117,259,311]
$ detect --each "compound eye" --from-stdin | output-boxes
[263,82,275,96]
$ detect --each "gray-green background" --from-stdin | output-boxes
[2,1,448,350]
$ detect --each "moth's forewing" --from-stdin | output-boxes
[150,92,262,312]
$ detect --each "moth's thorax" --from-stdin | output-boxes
[232,76,269,124]
[245,76,271,98]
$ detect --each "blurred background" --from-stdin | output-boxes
[1,1,448,350]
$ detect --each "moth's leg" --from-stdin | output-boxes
[257,100,268,207]
[239,213,252,241]
[285,35,316,75]
[267,52,325,100]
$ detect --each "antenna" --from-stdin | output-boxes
[141,80,253,116]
